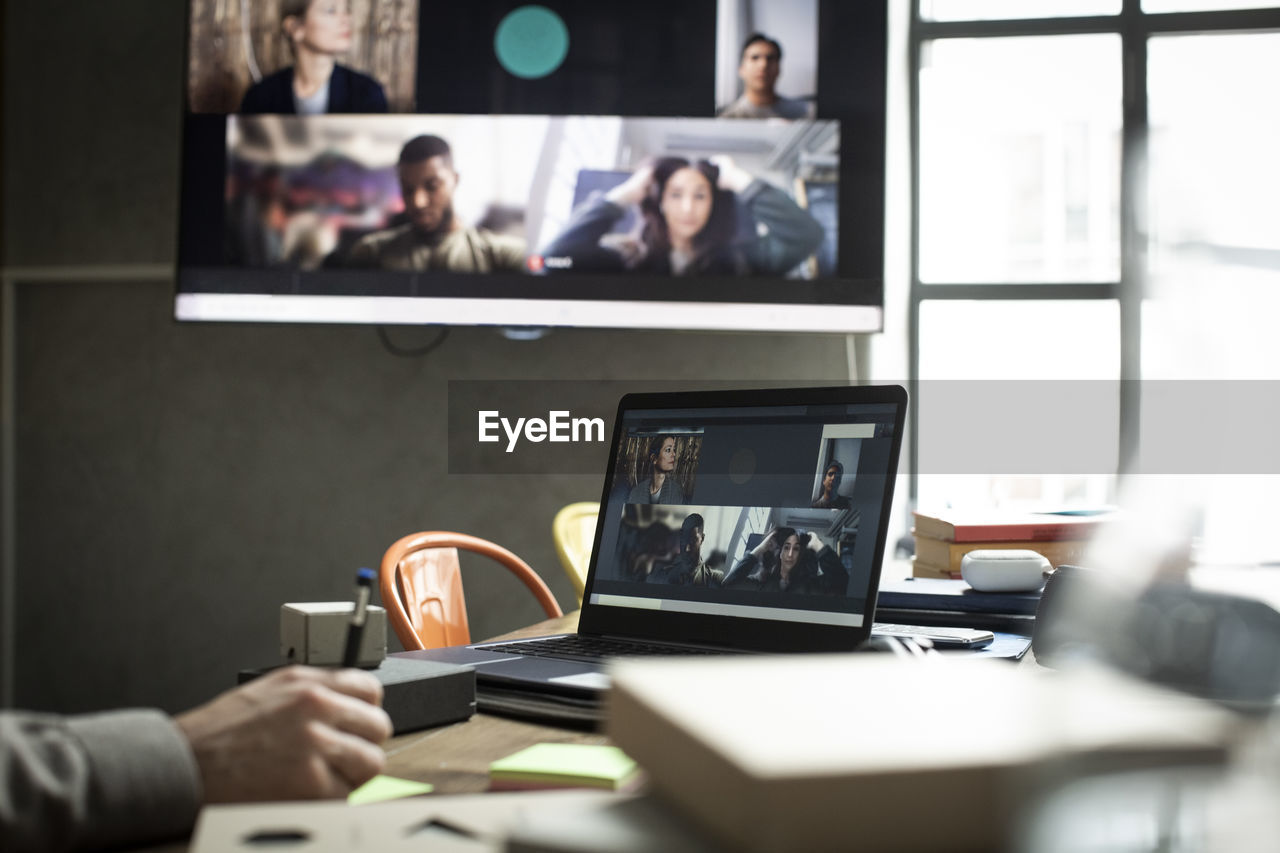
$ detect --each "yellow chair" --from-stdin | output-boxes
[552,502,600,604]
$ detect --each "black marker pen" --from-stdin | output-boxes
[342,568,376,668]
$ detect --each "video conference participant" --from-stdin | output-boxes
[647,513,723,587]
[346,135,527,272]
[812,460,851,509]
[717,33,813,120]
[240,0,388,115]
[0,666,391,853]
[722,527,847,595]
[541,156,822,277]
[627,436,688,505]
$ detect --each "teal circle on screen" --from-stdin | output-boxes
[494,6,570,80]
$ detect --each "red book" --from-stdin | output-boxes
[912,510,1115,543]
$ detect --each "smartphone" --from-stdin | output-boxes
[872,623,996,649]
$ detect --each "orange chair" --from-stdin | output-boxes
[379,531,563,651]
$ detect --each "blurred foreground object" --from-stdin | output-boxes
[607,655,1240,853]
[1034,565,1280,709]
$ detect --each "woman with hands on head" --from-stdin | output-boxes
[723,526,848,595]
[540,155,824,277]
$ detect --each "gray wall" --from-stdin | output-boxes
[3,0,851,715]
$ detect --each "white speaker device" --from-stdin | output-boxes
[960,550,1051,593]
[281,602,388,667]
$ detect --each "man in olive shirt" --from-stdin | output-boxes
[346,134,527,272]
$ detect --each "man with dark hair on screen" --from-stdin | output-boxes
[717,32,814,120]
[648,514,723,587]
[346,134,526,272]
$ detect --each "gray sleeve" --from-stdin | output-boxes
[0,709,202,853]
[738,179,826,275]
[722,553,760,587]
[538,196,629,272]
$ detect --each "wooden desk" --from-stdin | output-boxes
[382,610,602,794]
[380,604,1035,794]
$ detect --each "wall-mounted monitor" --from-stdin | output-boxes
[177,1,887,332]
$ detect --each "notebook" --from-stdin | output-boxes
[400,385,907,718]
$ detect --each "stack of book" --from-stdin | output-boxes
[876,576,1041,634]
[912,509,1111,580]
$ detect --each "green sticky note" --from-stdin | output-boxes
[348,775,434,805]
[490,743,638,786]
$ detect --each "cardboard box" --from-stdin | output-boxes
[281,601,387,667]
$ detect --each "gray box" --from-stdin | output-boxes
[237,658,475,735]
[281,602,388,667]
[376,657,476,734]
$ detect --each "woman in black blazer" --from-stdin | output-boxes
[240,0,388,114]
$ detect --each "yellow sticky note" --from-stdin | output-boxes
[348,774,434,805]
[490,743,639,788]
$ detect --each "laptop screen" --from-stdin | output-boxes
[580,386,906,651]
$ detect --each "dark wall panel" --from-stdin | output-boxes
[5,0,853,714]
[15,284,848,713]
[3,0,186,266]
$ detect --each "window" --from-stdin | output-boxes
[909,2,1280,558]
[918,35,1121,284]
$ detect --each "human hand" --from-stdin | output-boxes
[175,666,392,803]
[709,155,753,193]
[752,530,777,556]
[605,164,656,207]
[805,531,824,553]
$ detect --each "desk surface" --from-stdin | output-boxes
[383,610,597,795]
[158,607,1038,852]
[382,606,1035,793]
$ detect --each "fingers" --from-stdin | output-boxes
[313,724,387,792]
[322,689,394,745]
[323,668,384,706]
[270,667,392,744]
[183,666,395,805]
[269,665,384,706]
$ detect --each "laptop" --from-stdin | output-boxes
[401,385,908,720]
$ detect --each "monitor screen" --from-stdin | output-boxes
[589,404,899,630]
[178,1,887,332]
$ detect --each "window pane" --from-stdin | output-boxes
[919,300,1120,379]
[916,300,1119,513]
[919,35,1122,284]
[1143,0,1279,11]
[1145,33,1280,379]
[922,0,1119,21]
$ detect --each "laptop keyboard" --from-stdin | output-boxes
[483,635,739,663]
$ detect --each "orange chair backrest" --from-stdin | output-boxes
[379,531,563,651]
